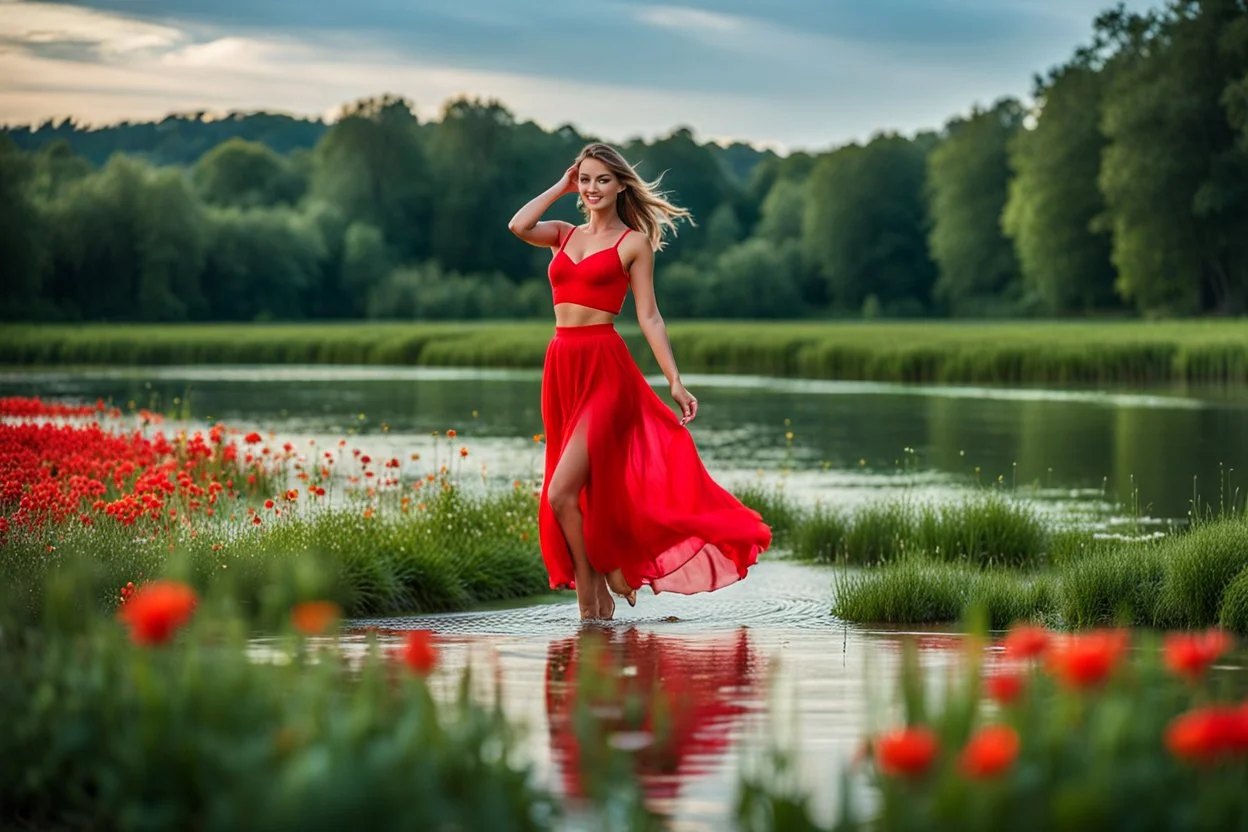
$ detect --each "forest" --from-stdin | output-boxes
[2,0,1246,323]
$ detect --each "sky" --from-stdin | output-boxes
[0,0,1156,153]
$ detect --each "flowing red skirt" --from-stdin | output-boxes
[538,323,770,594]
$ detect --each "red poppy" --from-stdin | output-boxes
[985,671,1025,705]
[244,432,262,444]
[875,726,939,777]
[117,580,198,645]
[959,725,1020,778]
[291,601,341,636]
[1002,624,1050,660]
[1165,705,1248,764]
[400,630,439,675]
[446,429,457,439]
[1047,629,1129,689]
[1164,629,1233,682]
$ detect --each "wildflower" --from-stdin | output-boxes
[264,499,275,509]
[1002,624,1050,660]
[1164,629,1233,682]
[959,725,1020,779]
[1166,706,1248,764]
[459,447,469,458]
[291,601,341,636]
[363,507,374,519]
[985,671,1025,705]
[117,580,198,645]
[244,432,262,444]
[400,630,439,675]
[874,726,938,778]
[533,433,545,443]
[447,429,457,439]
[1047,629,1129,689]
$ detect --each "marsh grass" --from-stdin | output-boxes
[739,485,1055,568]
[6,320,1248,385]
[831,559,1052,629]
[832,514,1248,632]
[0,484,547,622]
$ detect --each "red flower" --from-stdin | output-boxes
[1164,629,1233,682]
[264,499,275,509]
[1047,629,1129,689]
[985,671,1025,705]
[291,601,341,636]
[117,580,198,645]
[959,725,1020,779]
[400,630,440,675]
[244,432,262,444]
[446,429,457,439]
[459,447,469,458]
[1166,706,1248,764]
[875,726,939,778]
[1002,624,1050,660]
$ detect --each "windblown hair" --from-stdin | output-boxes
[574,143,694,251]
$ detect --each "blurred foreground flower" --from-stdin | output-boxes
[875,726,938,778]
[1047,629,1129,689]
[400,630,440,675]
[959,725,1020,778]
[291,601,341,636]
[1164,629,1233,682]
[1165,705,1248,764]
[117,580,198,645]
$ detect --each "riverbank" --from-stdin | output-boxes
[4,319,1247,385]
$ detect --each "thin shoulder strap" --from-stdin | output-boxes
[613,229,631,249]
[557,226,576,252]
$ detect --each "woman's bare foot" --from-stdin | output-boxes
[605,568,637,607]
[594,573,615,620]
[575,566,599,620]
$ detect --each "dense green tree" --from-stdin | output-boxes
[926,98,1025,314]
[310,95,430,261]
[0,136,46,319]
[1003,59,1119,315]
[696,238,804,318]
[803,134,936,314]
[201,207,326,320]
[1098,0,1248,315]
[340,222,392,315]
[192,138,304,207]
[624,127,729,259]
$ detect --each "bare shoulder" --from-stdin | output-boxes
[621,229,653,271]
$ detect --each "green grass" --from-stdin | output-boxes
[831,514,1248,631]
[5,319,1248,385]
[0,485,549,623]
[737,486,1055,567]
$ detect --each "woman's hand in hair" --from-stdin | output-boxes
[558,163,579,195]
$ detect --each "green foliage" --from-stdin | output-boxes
[927,99,1025,313]
[1098,1,1248,315]
[803,134,937,314]
[0,571,559,832]
[1004,62,1119,315]
[192,138,305,207]
[0,134,46,320]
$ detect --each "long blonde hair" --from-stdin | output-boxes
[574,143,694,251]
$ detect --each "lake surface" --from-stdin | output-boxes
[5,364,1247,522]
[8,365,1248,827]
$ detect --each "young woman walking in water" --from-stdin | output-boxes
[508,142,770,621]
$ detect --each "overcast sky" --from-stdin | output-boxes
[0,0,1156,153]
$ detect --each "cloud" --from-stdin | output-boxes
[3,0,1162,151]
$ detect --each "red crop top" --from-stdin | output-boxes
[548,227,632,314]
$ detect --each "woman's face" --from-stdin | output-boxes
[577,156,624,212]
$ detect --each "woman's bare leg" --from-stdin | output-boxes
[546,427,599,619]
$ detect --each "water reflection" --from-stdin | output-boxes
[544,627,760,814]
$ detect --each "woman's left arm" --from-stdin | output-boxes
[629,241,698,425]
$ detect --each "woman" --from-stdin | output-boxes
[507,142,770,621]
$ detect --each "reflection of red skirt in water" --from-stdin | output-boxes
[538,323,770,594]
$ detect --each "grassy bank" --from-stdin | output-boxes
[832,513,1248,631]
[4,319,1248,385]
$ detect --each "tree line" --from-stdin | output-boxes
[2,0,1245,323]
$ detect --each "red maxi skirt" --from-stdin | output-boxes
[538,323,770,595]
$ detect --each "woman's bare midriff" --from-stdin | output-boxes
[554,303,617,328]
